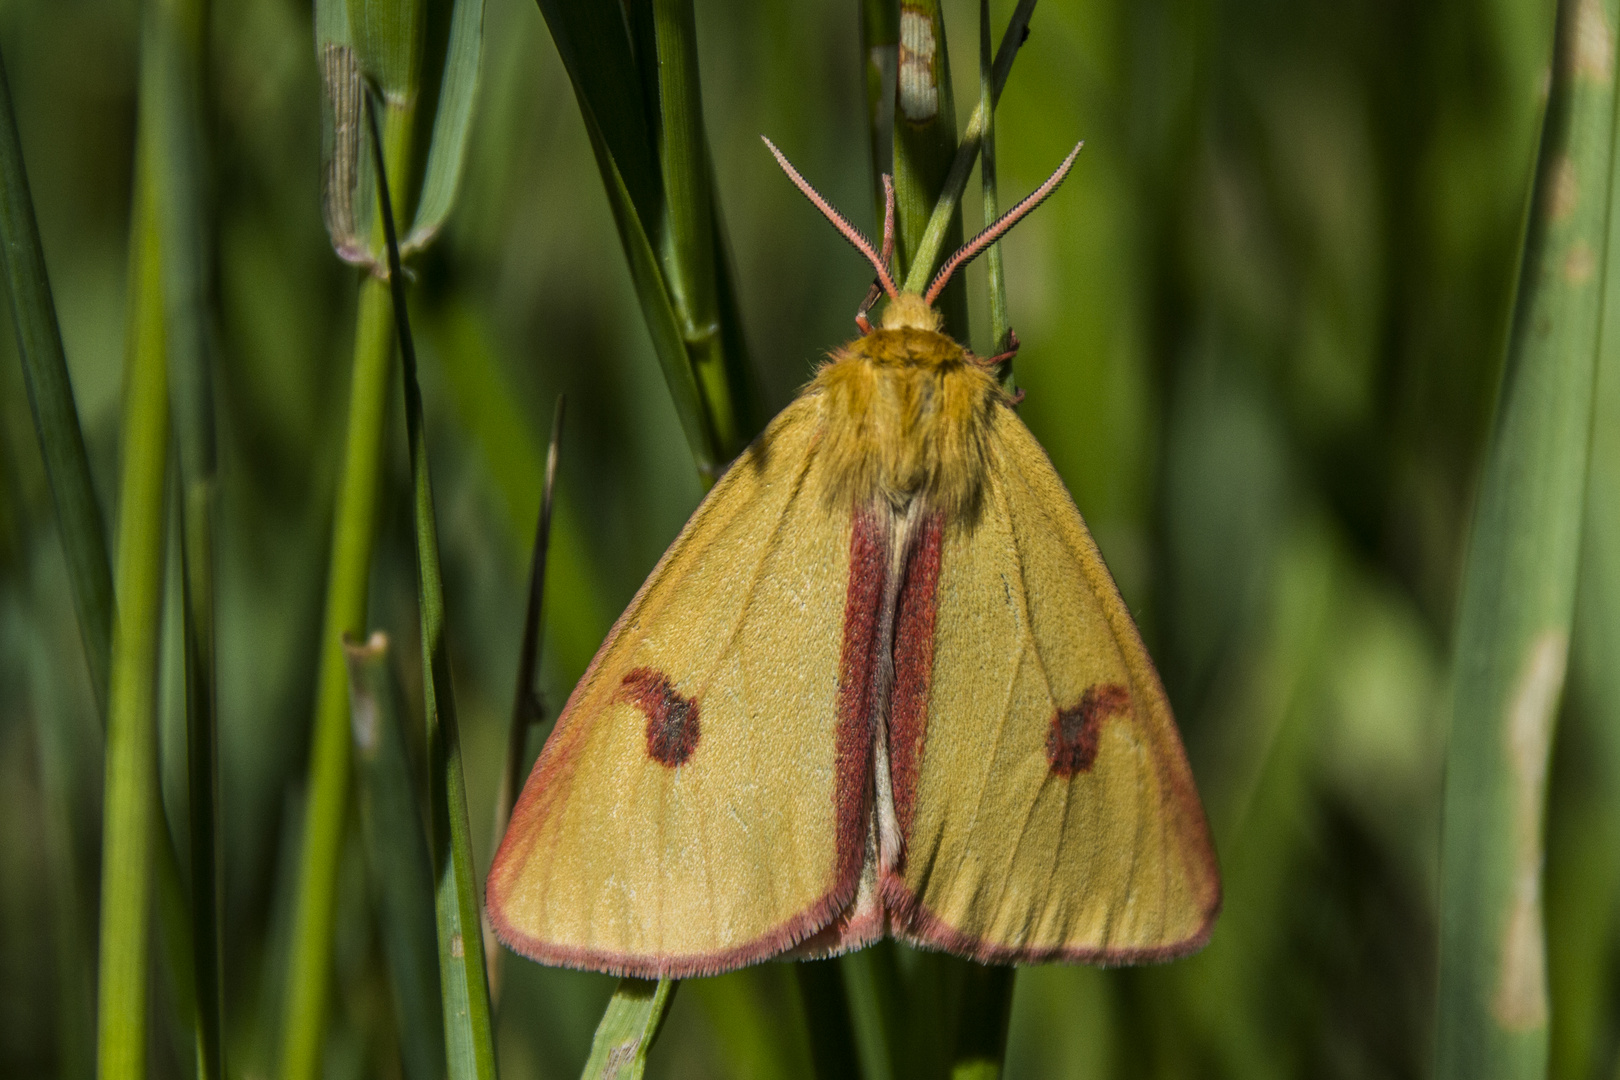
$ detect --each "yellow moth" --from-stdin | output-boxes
[488,140,1221,977]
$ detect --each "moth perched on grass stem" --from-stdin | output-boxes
[487,141,1220,978]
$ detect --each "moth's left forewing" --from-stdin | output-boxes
[886,405,1220,964]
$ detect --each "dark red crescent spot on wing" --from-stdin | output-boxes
[833,507,890,882]
[889,512,943,840]
[1046,683,1132,777]
[618,668,701,767]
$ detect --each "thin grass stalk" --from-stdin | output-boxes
[280,205,402,1080]
[898,0,1036,302]
[486,395,564,1003]
[891,0,966,335]
[281,62,419,1080]
[1433,0,1618,1076]
[97,152,171,1080]
[345,632,445,1080]
[580,978,676,1080]
[0,43,115,714]
[367,88,498,1080]
[486,436,560,997]
[148,0,223,1073]
[978,0,1010,367]
[499,394,564,831]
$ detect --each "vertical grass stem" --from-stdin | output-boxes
[97,161,171,1080]
[367,87,498,1080]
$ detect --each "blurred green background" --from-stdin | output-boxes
[1,0,1608,1076]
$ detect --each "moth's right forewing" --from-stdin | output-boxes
[487,396,865,977]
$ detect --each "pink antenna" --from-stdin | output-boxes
[855,175,897,331]
[764,137,899,303]
[924,141,1084,306]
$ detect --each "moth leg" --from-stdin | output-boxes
[855,279,884,333]
[985,327,1021,366]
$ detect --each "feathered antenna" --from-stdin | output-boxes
[854,176,897,332]
[924,141,1083,306]
[765,137,899,309]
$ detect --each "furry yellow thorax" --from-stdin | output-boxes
[812,293,1003,522]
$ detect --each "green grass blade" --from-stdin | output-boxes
[147,1,224,1075]
[345,632,447,1080]
[580,110,721,473]
[97,153,170,1080]
[581,978,676,1080]
[533,0,756,475]
[648,0,746,461]
[349,0,422,102]
[1433,2,1618,1077]
[892,0,965,333]
[532,0,660,225]
[897,0,1036,304]
[368,89,499,1080]
[0,44,115,714]
[840,942,905,1080]
[405,0,483,252]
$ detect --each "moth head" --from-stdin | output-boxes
[880,293,942,333]
[762,136,1083,334]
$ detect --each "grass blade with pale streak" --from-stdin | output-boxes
[1433,1,1616,1076]
[1551,7,1620,1064]
[581,978,676,1080]
[367,88,498,1080]
[345,632,446,1080]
